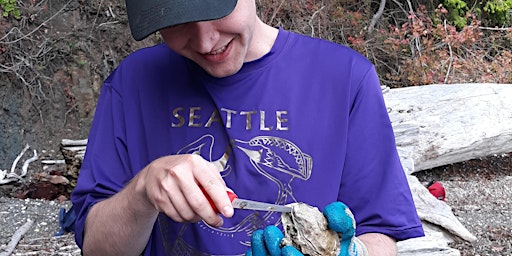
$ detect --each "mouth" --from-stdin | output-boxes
[206,43,229,55]
[204,39,233,56]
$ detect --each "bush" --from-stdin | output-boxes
[439,0,512,27]
[0,0,20,19]
[257,0,512,87]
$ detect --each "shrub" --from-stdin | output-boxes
[257,1,511,87]
[0,0,20,19]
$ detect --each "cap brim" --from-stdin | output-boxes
[125,0,238,41]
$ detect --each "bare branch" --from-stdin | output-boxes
[469,26,512,31]
[21,149,39,177]
[368,0,387,33]
[443,20,454,84]
[308,6,325,37]
[267,0,286,25]
[10,144,30,174]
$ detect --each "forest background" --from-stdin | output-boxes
[1,0,511,172]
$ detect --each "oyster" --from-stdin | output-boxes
[281,203,340,255]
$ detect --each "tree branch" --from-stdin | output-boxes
[368,0,387,33]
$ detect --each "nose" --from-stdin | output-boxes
[188,21,219,54]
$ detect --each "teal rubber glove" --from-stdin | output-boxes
[246,226,303,256]
[246,202,368,256]
[323,202,369,256]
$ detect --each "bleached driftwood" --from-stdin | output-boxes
[384,83,512,174]
[397,175,476,256]
[397,222,462,256]
[389,83,512,255]
[0,219,34,256]
[0,144,38,184]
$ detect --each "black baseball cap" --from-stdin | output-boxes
[125,0,238,41]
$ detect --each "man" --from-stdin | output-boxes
[71,0,424,255]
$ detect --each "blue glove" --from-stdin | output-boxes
[246,226,303,256]
[246,202,368,256]
[323,202,368,256]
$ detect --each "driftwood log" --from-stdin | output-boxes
[59,83,512,255]
[384,83,512,174]
[387,83,512,255]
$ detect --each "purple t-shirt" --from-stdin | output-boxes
[72,28,424,255]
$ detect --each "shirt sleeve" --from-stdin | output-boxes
[70,71,133,248]
[339,66,424,241]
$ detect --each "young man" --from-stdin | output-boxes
[71,0,424,255]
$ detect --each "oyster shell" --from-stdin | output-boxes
[281,203,340,256]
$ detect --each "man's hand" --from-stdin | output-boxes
[246,226,303,256]
[135,154,235,227]
[246,202,371,256]
[83,154,235,255]
[323,202,369,256]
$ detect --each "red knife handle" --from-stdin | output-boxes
[200,187,238,213]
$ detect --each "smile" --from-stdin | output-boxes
[207,45,227,55]
[205,40,232,55]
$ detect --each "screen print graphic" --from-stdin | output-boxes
[159,134,312,255]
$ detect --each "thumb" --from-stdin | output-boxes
[323,202,356,237]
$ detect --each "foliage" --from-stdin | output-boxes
[439,0,512,27]
[441,0,470,28]
[381,4,512,86]
[257,0,512,87]
[0,0,20,19]
[482,0,512,25]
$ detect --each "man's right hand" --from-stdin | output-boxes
[134,154,234,227]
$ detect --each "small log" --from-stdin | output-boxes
[0,219,34,256]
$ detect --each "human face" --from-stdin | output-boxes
[160,0,262,78]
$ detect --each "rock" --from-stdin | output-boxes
[281,203,340,256]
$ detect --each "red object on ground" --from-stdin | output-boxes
[427,181,446,201]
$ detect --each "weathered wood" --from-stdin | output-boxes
[0,219,34,256]
[0,145,38,185]
[60,139,87,193]
[384,83,512,174]
[398,222,461,256]
[387,83,512,255]
[407,174,476,241]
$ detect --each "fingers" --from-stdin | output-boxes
[249,226,302,256]
[142,154,232,226]
[263,226,284,256]
[323,202,356,237]
[250,229,268,256]
[281,246,304,256]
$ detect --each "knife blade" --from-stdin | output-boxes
[231,197,292,212]
[201,187,292,213]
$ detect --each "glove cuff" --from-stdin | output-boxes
[352,237,369,256]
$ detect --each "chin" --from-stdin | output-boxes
[204,65,243,78]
